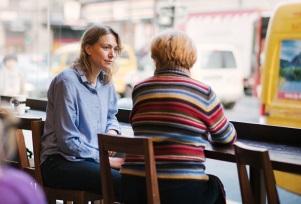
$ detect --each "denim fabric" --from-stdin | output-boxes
[121,174,225,204]
[42,154,121,199]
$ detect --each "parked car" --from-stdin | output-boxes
[191,44,244,109]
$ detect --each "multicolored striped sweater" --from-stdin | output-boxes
[121,67,237,180]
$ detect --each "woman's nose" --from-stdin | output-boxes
[109,49,116,58]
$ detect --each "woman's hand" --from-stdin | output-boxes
[107,129,118,135]
[106,129,124,168]
[109,157,125,169]
[106,129,119,156]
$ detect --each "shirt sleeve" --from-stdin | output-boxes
[52,79,99,160]
[106,84,121,134]
[205,89,237,145]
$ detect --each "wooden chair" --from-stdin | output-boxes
[98,134,160,204]
[30,120,101,204]
[4,117,41,172]
[234,142,280,204]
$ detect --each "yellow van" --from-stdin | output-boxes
[51,43,137,96]
[260,2,301,194]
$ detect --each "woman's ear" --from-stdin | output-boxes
[85,44,92,55]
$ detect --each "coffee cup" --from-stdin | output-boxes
[10,95,27,115]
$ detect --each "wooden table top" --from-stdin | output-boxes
[19,108,301,175]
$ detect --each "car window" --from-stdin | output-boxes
[200,50,237,69]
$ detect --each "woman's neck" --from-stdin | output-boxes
[155,66,190,75]
[86,65,101,85]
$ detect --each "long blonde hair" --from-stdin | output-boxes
[0,108,19,163]
[74,25,121,84]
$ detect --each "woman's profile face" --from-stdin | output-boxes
[86,34,118,71]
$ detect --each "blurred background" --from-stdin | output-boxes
[0,0,286,99]
[1,1,300,203]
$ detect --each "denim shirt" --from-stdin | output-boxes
[41,67,120,163]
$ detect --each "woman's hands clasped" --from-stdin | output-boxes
[107,129,125,169]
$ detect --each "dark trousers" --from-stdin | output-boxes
[41,154,121,198]
[121,174,226,204]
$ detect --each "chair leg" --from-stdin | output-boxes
[77,194,85,204]
[48,199,56,204]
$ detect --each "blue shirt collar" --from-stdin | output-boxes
[74,66,105,86]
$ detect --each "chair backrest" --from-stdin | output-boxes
[98,134,160,204]
[31,120,45,185]
[234,142,280,204]
[30,120,102,204]
[7,117,41,172]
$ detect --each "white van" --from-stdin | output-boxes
[191,44,244,109]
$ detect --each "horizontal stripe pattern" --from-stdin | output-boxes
[121,68,236,180]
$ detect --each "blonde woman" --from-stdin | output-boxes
[0,107,45,204]
[121,30,237,204]
[41,25,123,197]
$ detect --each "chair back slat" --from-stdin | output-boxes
[15,129,30,168]
[6,117,41,173]
[31,120,44,185]
[100,135,151,154]
[98,134,160,204]
[18,117,42,177]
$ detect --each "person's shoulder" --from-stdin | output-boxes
[0,167,46,204]
[177,76,218,100]
[0,167,33,184]
[55,67,78,82]
[135,76,154,85]
[50,67,79,88]
[188,77,212,92]
[132,76,156,90]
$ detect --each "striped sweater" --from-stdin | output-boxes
[121,67,237,180]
